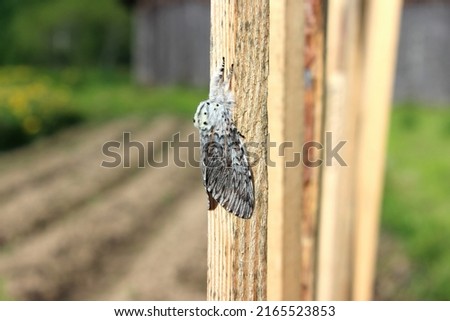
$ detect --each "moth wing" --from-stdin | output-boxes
[200,135,223,211]
[202,128,254,219]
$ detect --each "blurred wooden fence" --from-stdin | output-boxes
[207,0,402,300]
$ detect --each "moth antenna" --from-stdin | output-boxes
[227,63,234,90]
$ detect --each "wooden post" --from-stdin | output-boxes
[316,0,362,300]
[353,0,403,300]
[267,0,304,300]
[207,0,270,301]
[316,0,402,300]
[302,0,325,301]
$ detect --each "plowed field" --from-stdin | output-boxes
[0,117,407,300]
[0,117,207,300]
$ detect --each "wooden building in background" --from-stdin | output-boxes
[394,0,450,104]
[124,0,210,86]
[123,0,449,102]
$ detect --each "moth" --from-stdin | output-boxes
[193,57,254,219]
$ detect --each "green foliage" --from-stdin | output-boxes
[0,66,82,150]
[71,74,208,121]
[0,66,207,151]
[0,0,19,63]
[42,67,207,120]
[1,0,130,66]
[382,104,450,299]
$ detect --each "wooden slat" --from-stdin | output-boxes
[267,0,304,301]
[208,0,270,301]
[352,0,403,300]
[316,0,362,300]
[302,0,325,301]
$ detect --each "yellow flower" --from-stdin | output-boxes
[8,92,28,116]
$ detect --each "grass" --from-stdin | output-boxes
[44,67,208,120]
[0,66,207,151]
[382,103,450,299]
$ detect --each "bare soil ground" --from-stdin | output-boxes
[0,117,207,300]
[0,117,408,300]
